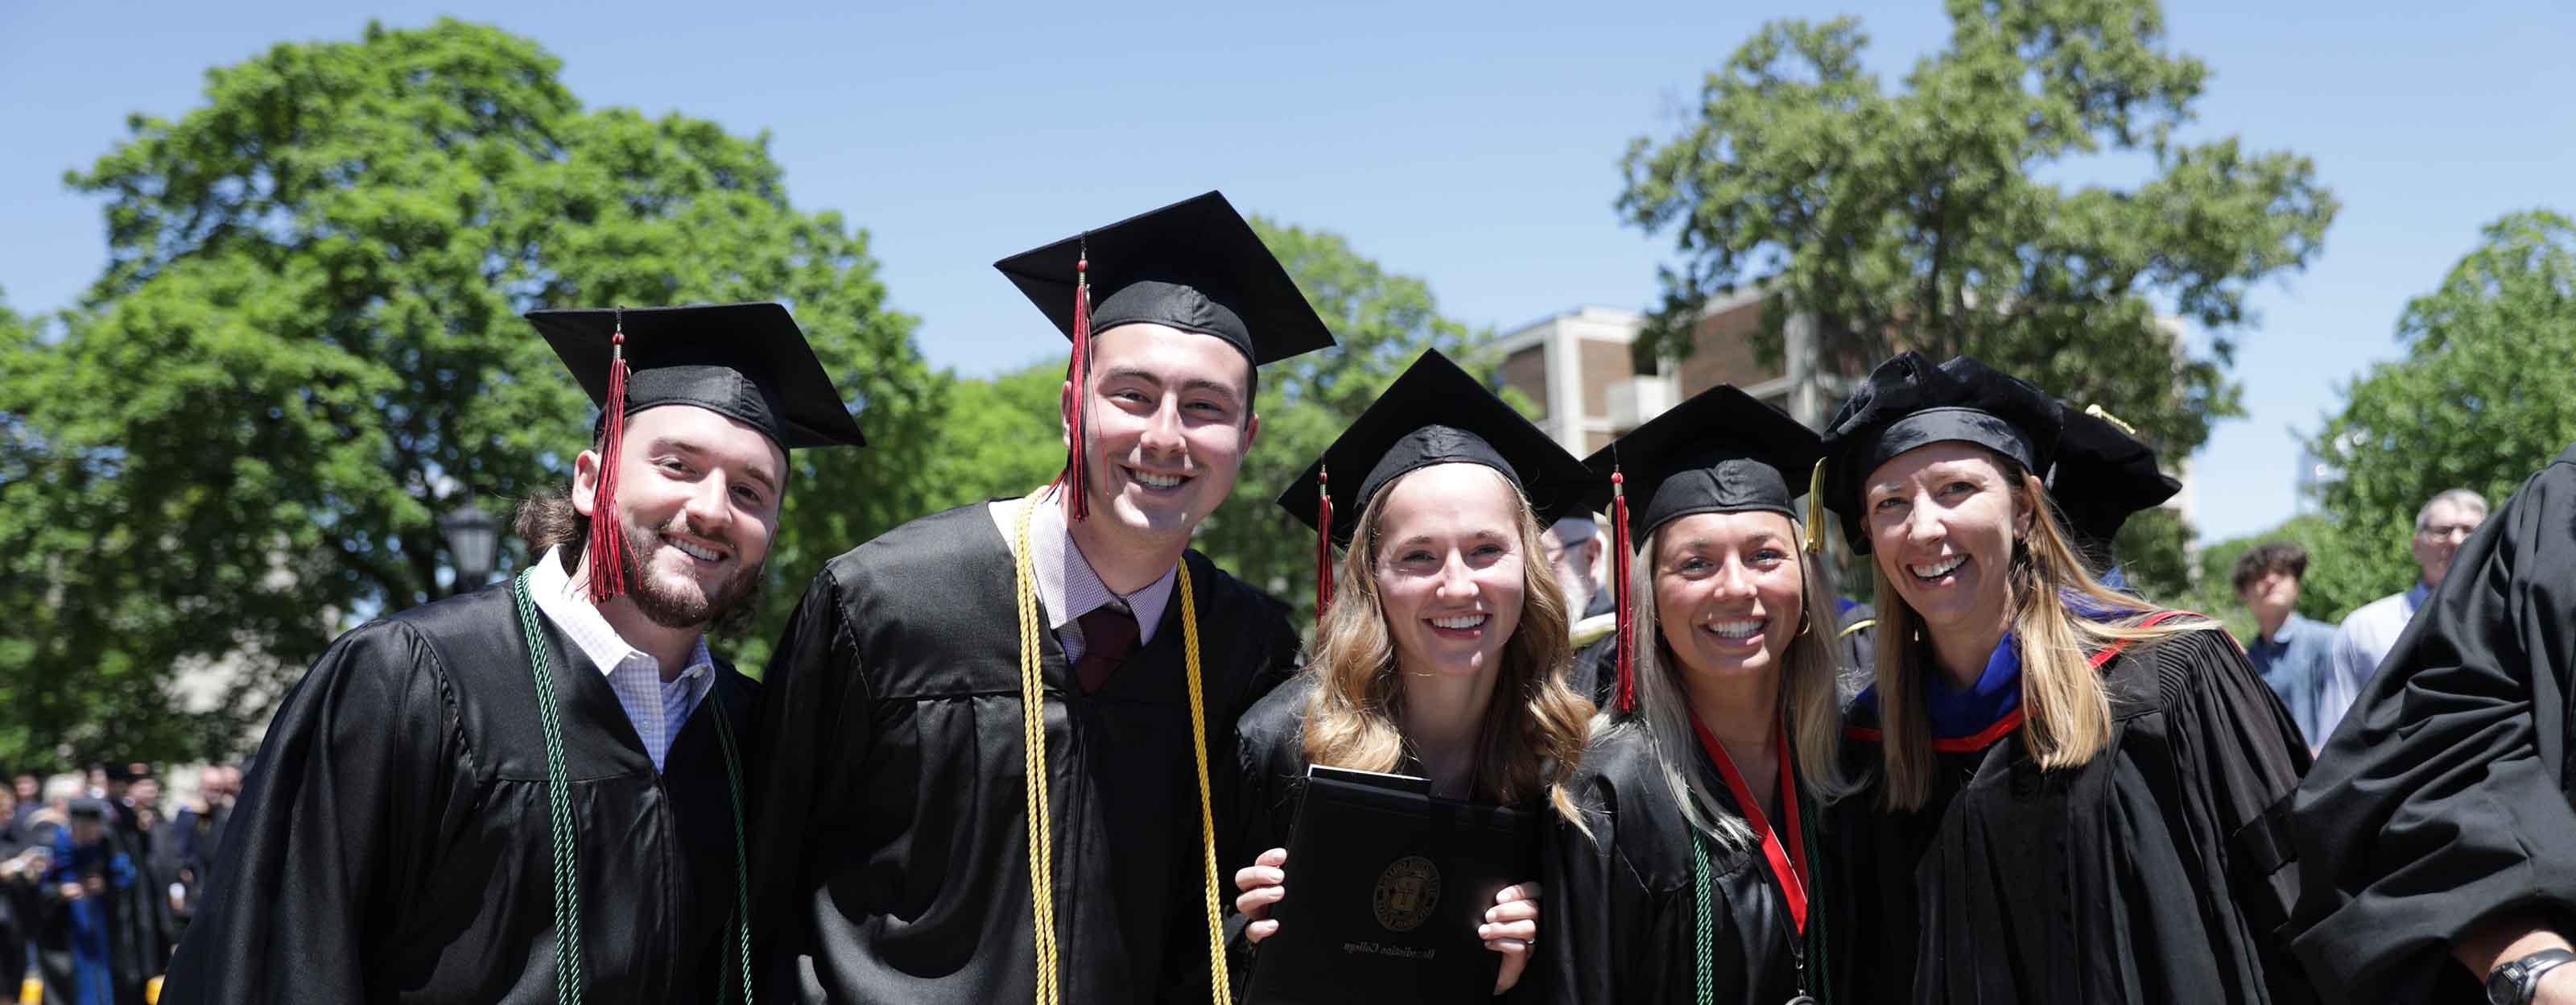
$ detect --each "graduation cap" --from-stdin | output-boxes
[68,798,109,822]
[1277,349,1600,618]
[528,301,865,602]
[1818,353,2064,555]
[2046,402,2181,569]
[993,191,1336,521]
[1584,386,1823,710]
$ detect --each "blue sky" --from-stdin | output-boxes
[6,0,2570,543]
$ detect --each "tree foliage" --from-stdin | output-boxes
[2307,209,2576,618]
[931,217,1501,627]
[1619,0,2336,459]
[0,19,939,766]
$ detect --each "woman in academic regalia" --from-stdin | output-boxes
[1541,385,1851,1005]
[1229,350,1599,999]
[1815,352,2314,1004]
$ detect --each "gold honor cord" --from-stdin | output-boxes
[1012,494,1232,1003]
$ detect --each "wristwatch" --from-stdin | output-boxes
[2488,948,2576,1005]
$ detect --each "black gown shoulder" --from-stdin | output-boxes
[2288,449,2576,1003]
[1823,621,2312,1005]
[166,582,755,1004]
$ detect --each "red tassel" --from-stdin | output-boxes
[586,308,632,603]
[1611,469,1635,712]
[1061,248,1092,523]
[1314,465,1333,623]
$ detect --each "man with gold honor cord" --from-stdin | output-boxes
[165,303,865,1003]
[748,192,1332,1003]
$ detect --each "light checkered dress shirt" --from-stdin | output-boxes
[529,547,716,772]
[989,494,1175,660]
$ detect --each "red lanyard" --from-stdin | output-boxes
[1686,709,1809,933]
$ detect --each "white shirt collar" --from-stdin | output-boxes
[989,494,1178,644]
[526,546,714,682]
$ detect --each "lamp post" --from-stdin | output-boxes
[439,501,502,593]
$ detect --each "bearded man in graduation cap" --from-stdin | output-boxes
[163,302,865,1004]
[747,192,1332,1004]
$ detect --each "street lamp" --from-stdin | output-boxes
[440,501,502,592]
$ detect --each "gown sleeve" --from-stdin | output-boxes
[745,566,867,989]
[158,620,467,1004]
[2152,626,2316,1003]
[1539,786,1629,1005]
[2287,459,2576,1003]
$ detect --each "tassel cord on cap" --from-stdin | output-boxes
[1611,469,1636,712]
[1314,465,1333,622]
[585,307,632,602]
[1804,459,1827,556]
[1059,246,1094,523]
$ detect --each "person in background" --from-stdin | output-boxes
[2235,542,2338,751]
[2285,445,2576,1004]
[36,800,140,1005]
[0,785,33,996]
[2313,488,2488,743]
[1543,515,1612,626]
[11,774,37,829]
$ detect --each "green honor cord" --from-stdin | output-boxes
[514,571,752,1004]
[1691,809,1830,1005]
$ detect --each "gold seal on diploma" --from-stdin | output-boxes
[1372,854,1442,933]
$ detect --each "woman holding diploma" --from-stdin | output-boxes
[1540,385,1852,1005]
[1817,353,2311,1003]
[1230,349,1598,998]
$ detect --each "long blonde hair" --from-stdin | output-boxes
[1606,516,1852,851]
[1302,465,1593,827]
[1871,459,2214,810]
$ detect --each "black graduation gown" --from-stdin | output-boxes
[1544,724,1816,1005]
[2285,446,2576,1002]
[1566,638,1617,712]
[1822,627,2313,1004]
[160,583,756,1003]
[749,502,1300,1004]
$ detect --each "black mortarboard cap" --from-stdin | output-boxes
[1818,353,2063,554]
[1280,350,1598,547]
[1587,385,1823,542]
[68,799,109,822]
[527,302,865,451]
[993,191,1335,366]
[2046,402,2181,560]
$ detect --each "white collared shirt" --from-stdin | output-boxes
[527,547,716,772]
[988,494,1177,660]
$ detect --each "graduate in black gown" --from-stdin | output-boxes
[747,192,1327,1004]
[2285,442,2576,1004]
[1542,385,1850,1004]
[1231,349,1598,1000]
[163,302,865,1003]
[1814,353,2314,1004]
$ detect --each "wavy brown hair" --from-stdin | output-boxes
[1301,465,1594,827]
[1869,457,2215,810]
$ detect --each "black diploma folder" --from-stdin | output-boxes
[1243,765,1535,1004]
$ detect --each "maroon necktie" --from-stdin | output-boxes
[1074,604,1139,693]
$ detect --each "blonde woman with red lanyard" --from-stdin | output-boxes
[1816,353,2313,1004]
[1541,385,1850,1004]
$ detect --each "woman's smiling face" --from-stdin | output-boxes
[1371,463,1528,680]
[1864,442,2029,642]
[1652,509,1806,686]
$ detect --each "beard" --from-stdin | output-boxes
[1554,565,1596,625]
[611,511,766,635]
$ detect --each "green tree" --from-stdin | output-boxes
[932,217,1501,626]
[2177,512,2383,641]
[0,19,939,766]
[1619,0,2337,461]
[2308,209,2576,620]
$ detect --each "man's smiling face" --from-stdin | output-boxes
[1065,322,1257,542]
